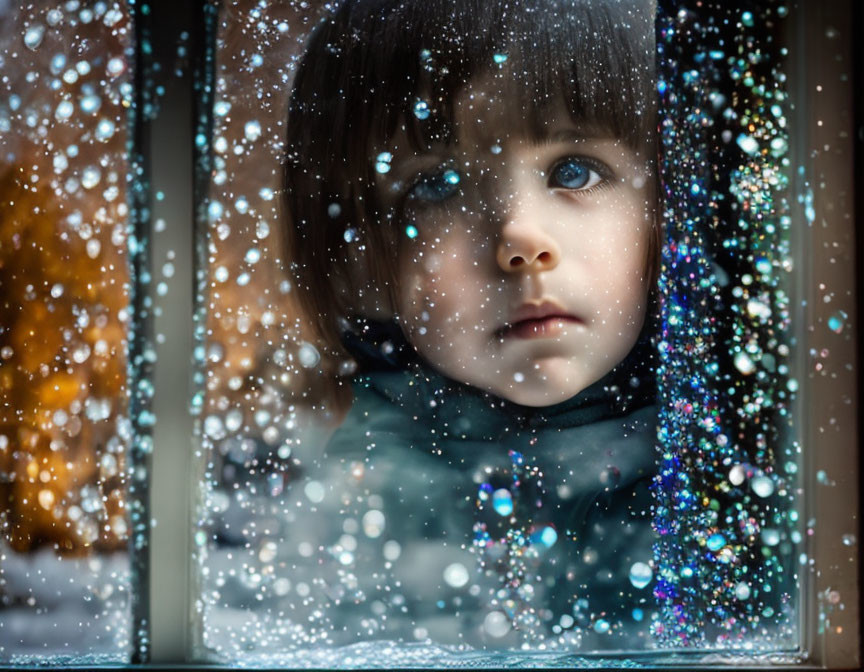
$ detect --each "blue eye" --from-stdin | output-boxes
[549,158,605,191]
[409,167,461,203]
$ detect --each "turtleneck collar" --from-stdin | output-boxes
[340,318,656,442]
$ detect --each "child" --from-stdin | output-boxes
[280,0,659,653]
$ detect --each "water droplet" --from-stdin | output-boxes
[55,100,74,121]
[741,10,754,27]
[375,152,393,174]
[80,94,101,114]
[80,166,101,189]
[244,247,260,264]
[492,488,513,516]
[413,100,430,120]
[493,53,508,64]
[706,533,726,552]
[107,56,125,76]
[304,480,325,504]
[828,311,847,334]
[204,415,225,439]
[593,618,610,634]
[842,533,856,547]
[761,528,781,546]
[95,118,115,141]
[50,53,66,74]
[734,351,756,375]
[24,24,45,50]
[728,464,746,486]
[244,120,261,142]
[259,540,278,563]
[751,475,775,497]
[362,509,385,538]
[72,344,91,363]
[225,409,243,432]
[383,540,401,561]
[734,581,751,600]
[266,472,284,498]
[736,134,759,156]
[490,144,502,155]
[632,608,644,622]
[87,238,102,259]
[754,257,772,275]
[770,137,788,157]
[443,562,469,588]
[747,299,771,320]
[405,225,418,239]
[530,525,558,549]
[38,489,55,510]
[208,200,224,220]
[484,611,511,638]
[298,342,320,368]
[629,561,653,589]
[328,202,341,218]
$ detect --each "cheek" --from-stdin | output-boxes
[559,203,650,319]
[581,193,649,265]
[398,233,486,340]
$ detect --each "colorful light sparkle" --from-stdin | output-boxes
[653,0,798,649]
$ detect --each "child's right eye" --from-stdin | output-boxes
[408,167,461,203]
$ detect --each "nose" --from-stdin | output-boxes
[495,212,561,273]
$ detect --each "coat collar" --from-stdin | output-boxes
[341,318,655,442]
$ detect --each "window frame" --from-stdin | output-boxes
[135,0,861,667]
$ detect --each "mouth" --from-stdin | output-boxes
[495,300,583,340]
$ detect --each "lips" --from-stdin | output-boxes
[496,300,582,339]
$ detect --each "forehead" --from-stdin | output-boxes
[407,73,620,152]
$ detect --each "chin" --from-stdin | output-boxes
[493,378,589,408]
[489,358,611,407]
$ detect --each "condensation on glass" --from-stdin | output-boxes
[0,2,144,666]
[183,0,857,667]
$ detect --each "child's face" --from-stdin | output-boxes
[377,80,654,407]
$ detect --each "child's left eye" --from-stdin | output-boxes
[548,157,607,191]
[408,167,461,203]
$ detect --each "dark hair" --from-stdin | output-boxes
[283,0,657,354]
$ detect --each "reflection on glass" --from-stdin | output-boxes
[0,2,136,665]
[193,0,802,666]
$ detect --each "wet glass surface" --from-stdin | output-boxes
[2,0,857,667]
[0,1,139,665]
[189,1,821,667]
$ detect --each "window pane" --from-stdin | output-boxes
[0,2,143,665]
[190,0,855,666]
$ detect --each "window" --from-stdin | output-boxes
[1,0,859,668]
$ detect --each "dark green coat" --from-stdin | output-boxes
[285,322,659,652]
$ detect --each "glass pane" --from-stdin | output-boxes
[0,2,144,665]
[190,0,825,666]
